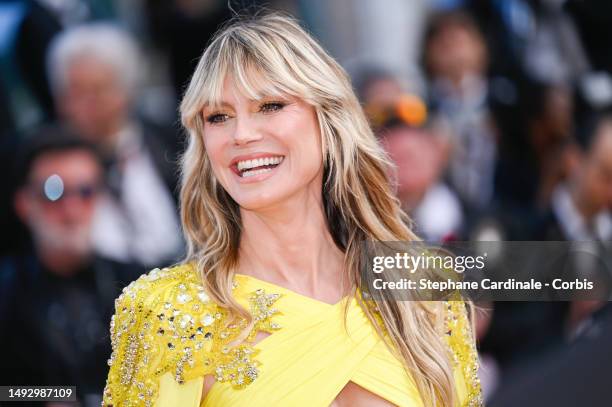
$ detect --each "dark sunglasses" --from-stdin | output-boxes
[28,182,102,202]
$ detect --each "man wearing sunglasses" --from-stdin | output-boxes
[0,125,143,405]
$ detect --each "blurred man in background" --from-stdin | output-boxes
[355,67,463,242]
[423,10,498,214]
[379,122,463,242]
[47,22,183,268]
[536,112,612,336]
[0,126,142,406]
[538,113,612,242]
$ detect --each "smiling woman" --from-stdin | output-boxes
[102,12,482,407]
[199,80,323,209]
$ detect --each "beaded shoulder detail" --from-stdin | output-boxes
[443,301,483,407]
[102,264,282,407]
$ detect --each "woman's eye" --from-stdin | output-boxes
[260,102,285,113]
[206,113,229,124]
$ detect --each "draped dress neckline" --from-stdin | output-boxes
[199,273,426,407]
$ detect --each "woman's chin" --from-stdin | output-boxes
[233,192,288,212]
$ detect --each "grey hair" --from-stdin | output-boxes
[46,22,142,98]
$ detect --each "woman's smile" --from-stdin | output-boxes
[230,153,285,183]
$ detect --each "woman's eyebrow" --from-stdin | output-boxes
[206,101,233,109]
[203,94,288,112]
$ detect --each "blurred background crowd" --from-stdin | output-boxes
[0,0,611,406]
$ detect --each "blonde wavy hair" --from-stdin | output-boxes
[180,12,470,407]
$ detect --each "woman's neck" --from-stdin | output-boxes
[237,193,346,302]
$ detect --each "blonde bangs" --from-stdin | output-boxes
[181,25,319,132]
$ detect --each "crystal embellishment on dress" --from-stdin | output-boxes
[177,293,192,304]
[213,285,283,388]
[201,314,214,326]
[102,265,284,407]
[198,290,210,303]
[443,301,483,407]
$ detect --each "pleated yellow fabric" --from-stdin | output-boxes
[103,264,481,407]
[204,274,421,406]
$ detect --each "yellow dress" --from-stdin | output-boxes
[103,263,482,406]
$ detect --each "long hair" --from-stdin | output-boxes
[180,12,466,406]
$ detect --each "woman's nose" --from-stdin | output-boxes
[232,116,263,145]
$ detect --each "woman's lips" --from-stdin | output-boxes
[230,154,285,178]
[230,156,285,183]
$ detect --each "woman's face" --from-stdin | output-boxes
[201,75,324,211]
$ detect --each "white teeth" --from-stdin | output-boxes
[241,167,273,178]
[236,156,283,171]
